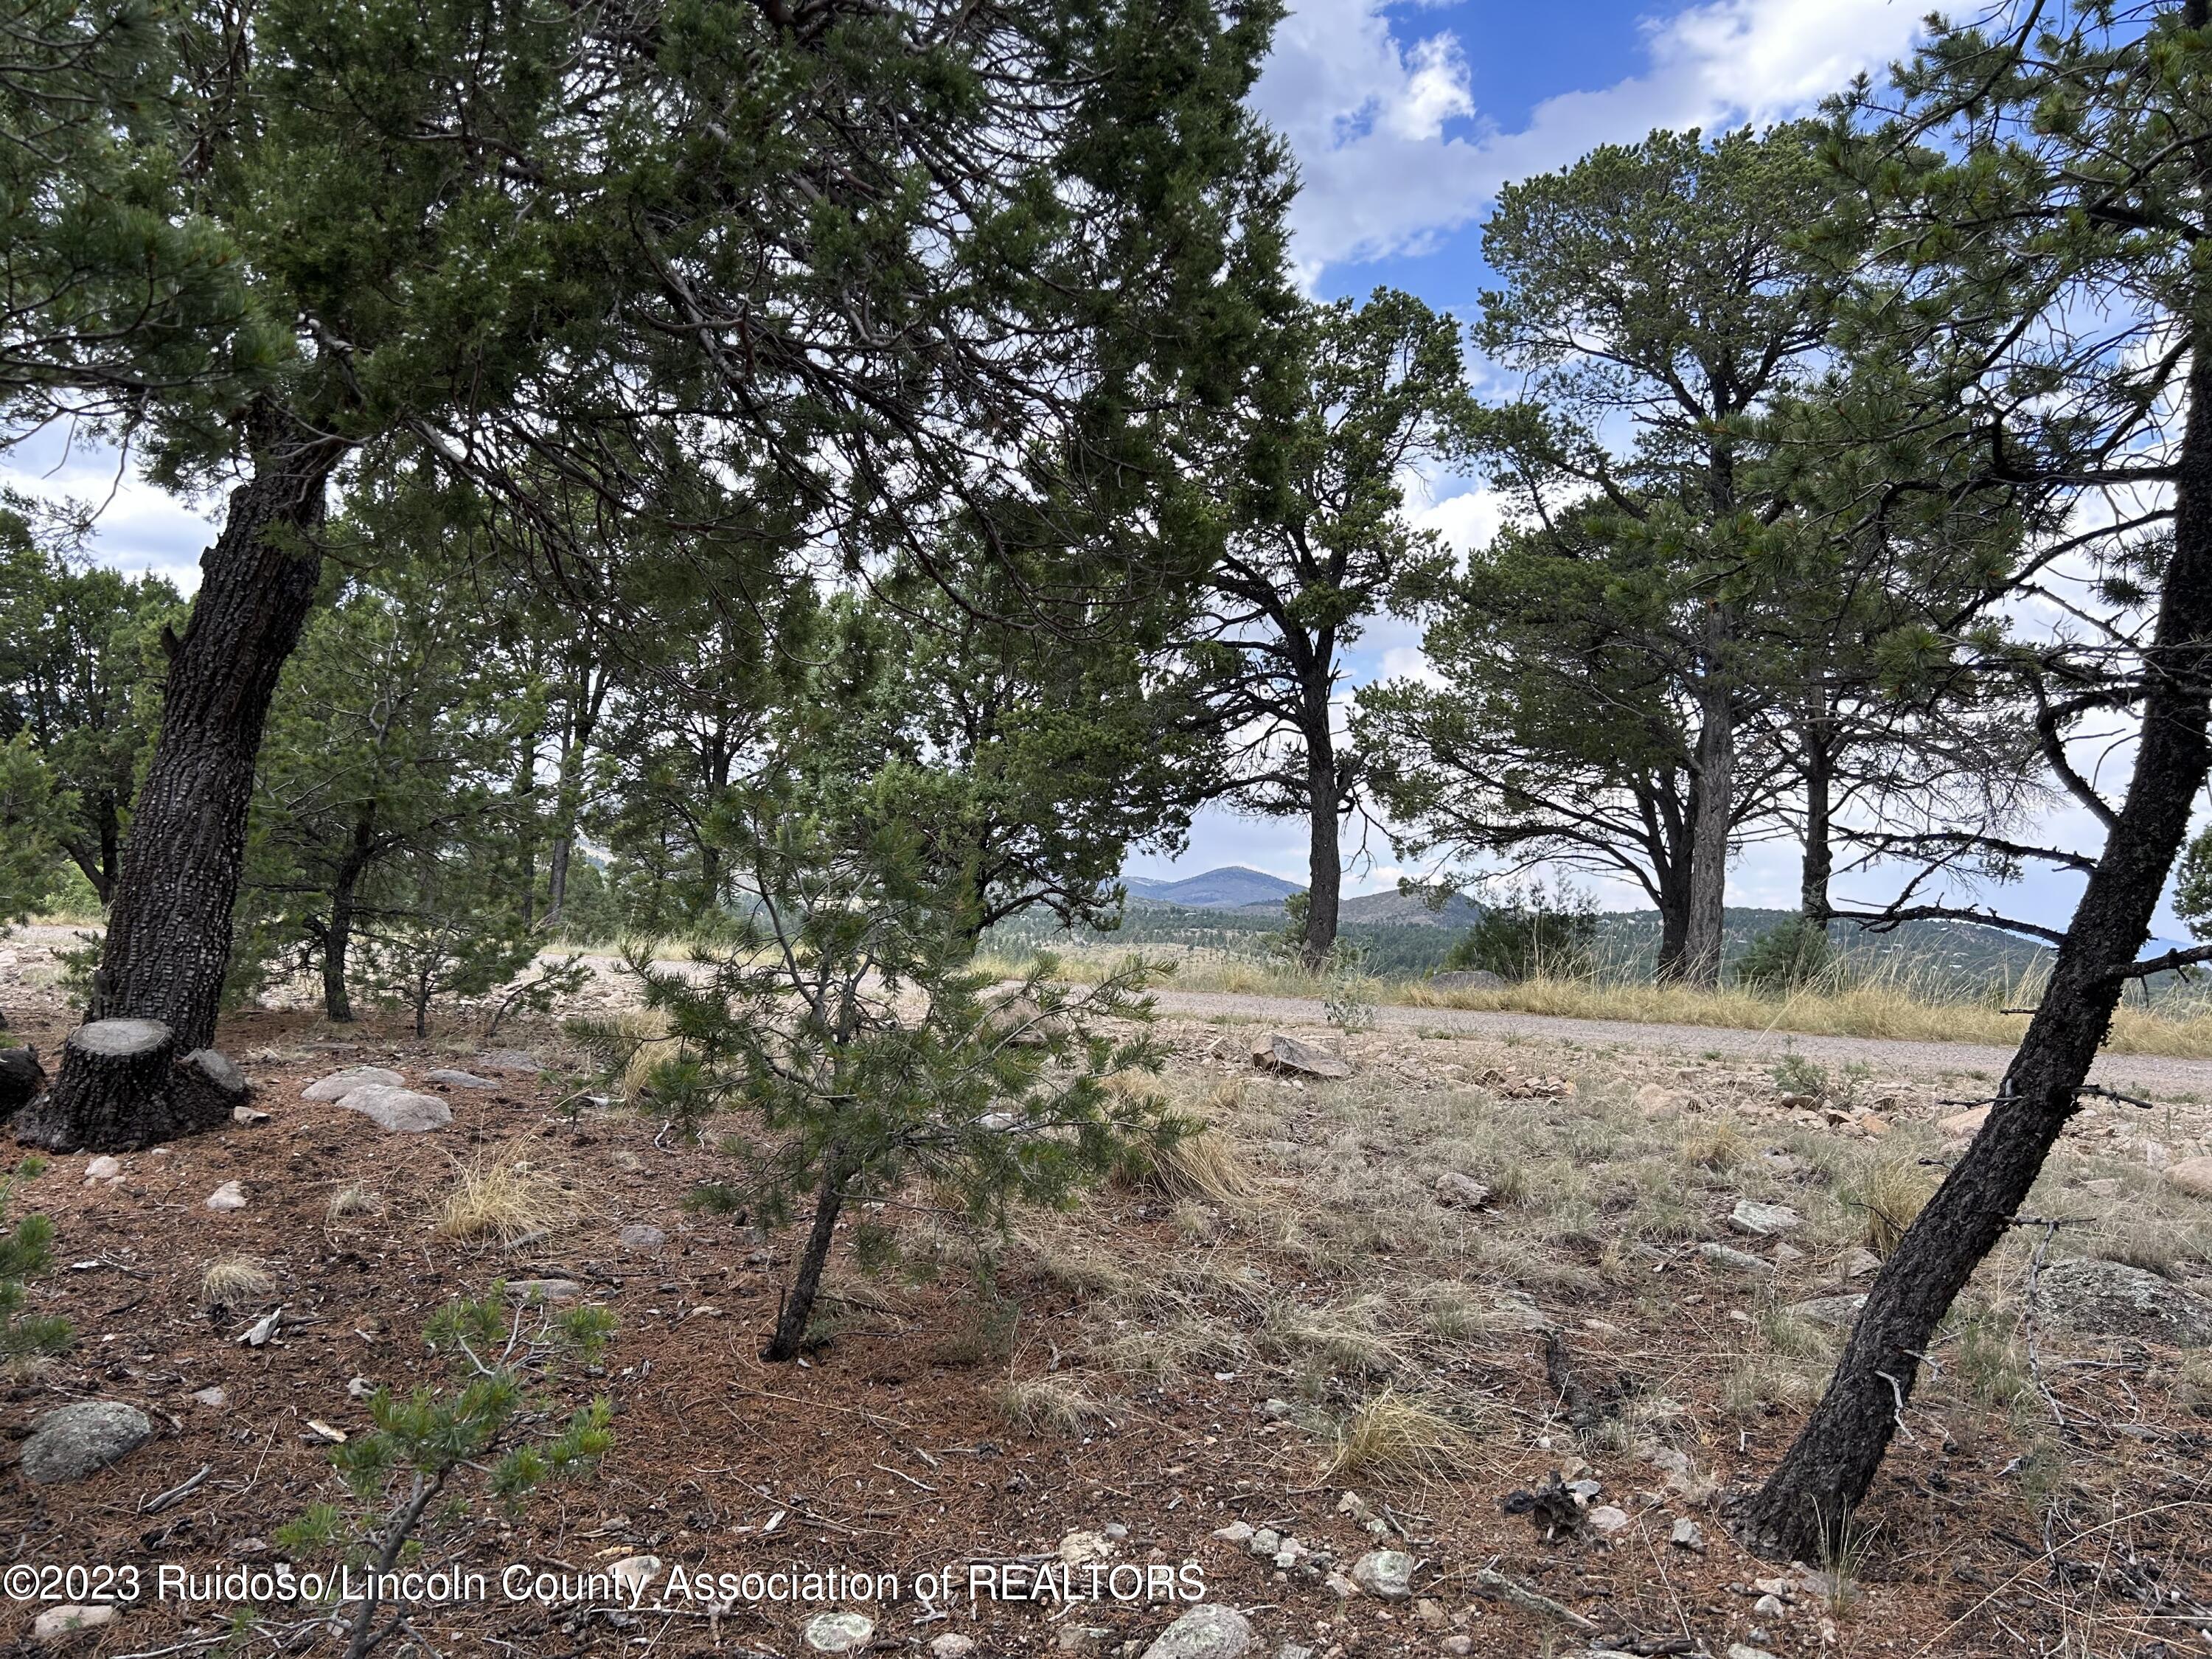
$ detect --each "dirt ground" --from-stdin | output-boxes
[4,940,2212,1659]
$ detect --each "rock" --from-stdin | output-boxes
[473,1049,547,1076]
[1669,1517,1706,1553]
[189,1386,226,1408]
[2082,1177,2124,1197]
[302,1066,404,1102]
[33,1604,119,1641]
[1787,1293,1869,1329]
[1727,1648,1781,1659]
[801,1611,874,1654]
[1248,1528,1281,1557]
[1058,1627,1110,1652]
[1587,1505,1630,1534]
[1939,1106,1989,1138]
[232,1105,271,1126]
[618,1224,667,1251]
[2040,1258,2212,1344]
[506,1279,583,1304]
[1427,970,1503,992]
[1632,1082,1682,1113]
[1728,1198,1803,1238]
[1260,1398,1293,1420]
[1281,1647,1318,1659]
[1753,1593,1787,1616]
[1059,1528,1114,1565]
[930,1638,977,1659]
[425,1069,496,1090]
[1841,1247,1882,1279]
[1323,1571,1359,1599]
[20,1401,153,1484]
[83,1155,121,1183]
[1350,1550,1414,1600]
[204,1180,247,1211]
[335,1085,451,1133]
[1769,1241,1805,1265]
[1141,1604,1253,1659]
[2162,1156,2212,1200]
[1251,1033,1352,1079]
[181,1048,249,1099]
[1,1044,47,1116]
[1697,1242,1776,1277]
[1413,1598,1446,1629]
[1212,1522,1256,1543]
[608,1556,661,1596]
[1433,1171,1491,1209]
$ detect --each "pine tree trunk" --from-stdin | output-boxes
[1736,326,2212,1565]
[1801,693,1834,931]
[14,1020,247,1151]
[76,428,342,1089]
[323,883,357,1023]
[1301,734,1342,970]
[765,1159,849,1362]
[1682,659,1734,987]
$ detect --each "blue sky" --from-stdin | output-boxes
[6,0,2140,935]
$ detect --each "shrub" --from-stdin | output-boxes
[1,1157,68,1361]
[1446,881,1597,981]
[1735,917,1836,994]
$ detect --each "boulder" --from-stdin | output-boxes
[2162,1156,2212,1201]
[1,1043,46,1118]
[335,1085,451,1133]
[1350,1549,1414,1600]
[801,1612,874,1654]
[1433,1171,1491,1209]
[1787,1293,1868,1329]
[1141,1604,1253,1659]
[1939,1106,1989,1138]
[1727,1198,1803,1238]
[2039,1258,2212,1345]
[425,1068,497,1090]
[302,1066,404,1102]
[472,1049,547,1077]
[20,1400,153,1484]
[1427,970,1503,992]
[1251,1033,1352,1080]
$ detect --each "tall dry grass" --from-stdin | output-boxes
[973,945,2212,1057]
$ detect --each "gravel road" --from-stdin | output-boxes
[1148,987,2212,1098]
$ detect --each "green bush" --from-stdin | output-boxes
[1735,917,1836,994]
[1445,883,1597,981]
[1,1156,69,1360]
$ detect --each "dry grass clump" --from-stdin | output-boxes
[1846,1154,1939,1256]
[997,1374,1112,1436]
[1325,1385,1479,1481]
[327,1182,382,1220]
[200,1256,276,1308]
[1262,1294,1402,1378]
[1677,1117,1750,1173]
[594,1006,681,1104]
[434,1158,581,1245]
[1120,1126,1258,1207]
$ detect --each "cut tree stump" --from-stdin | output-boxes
[14,1020,250,1152]
[0,1045,46,1121]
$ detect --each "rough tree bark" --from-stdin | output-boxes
[1734,329,2212,1563]
[15,1020,248,1151]
[765,1157,850,1362]
[1681,614,1735,987]
[44,421,344,1148]
[1301,710,1343,970]
[1799,689,1834,932]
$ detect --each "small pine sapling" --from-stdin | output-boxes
[1,1156,69,1361]
[630,782,1189,1363]
[276,1289,614,1659]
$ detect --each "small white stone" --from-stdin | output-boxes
[802,1611,875,1654]
[84,1155,121,1182]
[34,1604,119,1640]
[1669,1517,1707,1553]
[929,1638,976,1659]
[205,1180,247,1211]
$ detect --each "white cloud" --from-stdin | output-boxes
[1254,0,1924,275]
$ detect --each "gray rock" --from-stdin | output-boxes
[335,1085,451,1133]
[181,1048,249,1096]
[618,1224,667,1251]
[33,1604,119,1641]
[302,1066,403,1102]
[801,1611,874,1654]
[1250,1033,1352,1080]
[1277,1646,1315,1659]
[83,1155,121,1182]
[1787,1293,1869,1329]
[1587,1504,1630,1534]
[2040,1258,2212,1345]
[1669,1517,1706,1553]
[1427,970,1503,992]
[21,1401,153,1484]
[1697,1242,1776,1276]
[1350,1549,1415,1600]
[1841,1247,1882,1279]
[425,1068,496,1090]
[1433,1171,1491,1209]
[1728,1198,1803,1238]
[189,1387,226,1408]
[232,1105,271,1127]
[930,1638,976,1659]
[1727,1648,1781,1659]
[204,1180,247,1211]
[1141,1604,1253,1659]
[1212,1521,1256,1543]
[506,1279,583,1303]
[473,1049,547,1077]
[1248,1527,1281,1557]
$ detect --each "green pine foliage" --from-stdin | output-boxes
[1734,919,1837,995]
[1444,882,1599,983]
[1,1157,70,1362]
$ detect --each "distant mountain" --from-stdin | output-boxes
[1121,865,1303,908]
